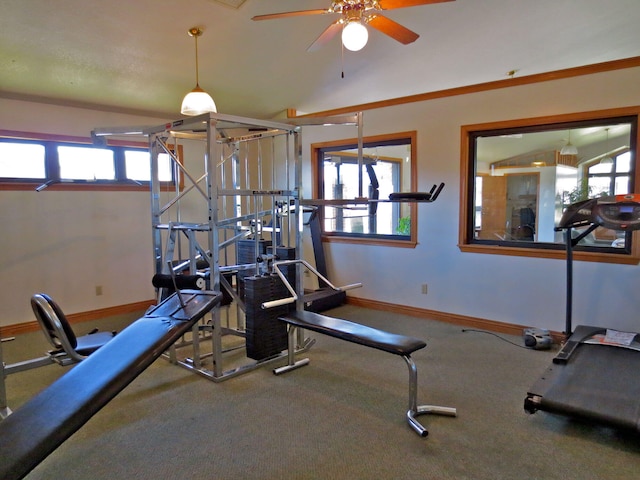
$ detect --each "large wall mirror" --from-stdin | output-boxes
[460,108,639,262]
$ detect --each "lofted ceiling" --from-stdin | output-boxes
[1,0,640,121]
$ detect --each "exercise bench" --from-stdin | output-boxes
[0,290,222,480]
[274,310,457,437]
[1,294,116,420]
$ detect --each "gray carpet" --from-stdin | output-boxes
[3,305,640,479]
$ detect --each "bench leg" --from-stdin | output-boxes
[403,354,457,437]
[273,325,310,375]
[0,339,10,420]
[0,374,10,420]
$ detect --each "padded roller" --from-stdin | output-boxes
[152,274,205,290]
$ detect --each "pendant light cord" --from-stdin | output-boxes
[194,33,200,87]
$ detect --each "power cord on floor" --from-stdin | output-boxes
[461,328,531,349]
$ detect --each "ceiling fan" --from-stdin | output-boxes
[252,0,455,52]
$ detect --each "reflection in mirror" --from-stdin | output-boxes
[470,116,636,252]
[314,133,415,242]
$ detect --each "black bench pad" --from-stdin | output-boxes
[0,290,221,480]
[279,310,426,356]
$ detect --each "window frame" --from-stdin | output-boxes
[459,107,640,265]
[312,131,418,248]
[0,129,180,192]
[585,149,631,197]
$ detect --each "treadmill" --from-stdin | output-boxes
[524,194,640,431]
[303,206,347,312]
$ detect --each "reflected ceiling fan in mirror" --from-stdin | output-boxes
[252,0,455,52]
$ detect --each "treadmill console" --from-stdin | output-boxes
[592,195,640,231]
[558,194,640,232]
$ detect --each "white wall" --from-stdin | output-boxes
[1,67,640,332]
[0,99,170,326]
[300,67,640,333]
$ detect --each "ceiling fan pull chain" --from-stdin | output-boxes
[341,40,345,78]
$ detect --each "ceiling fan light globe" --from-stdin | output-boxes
[342,21,368,51]
[181,87,217,116]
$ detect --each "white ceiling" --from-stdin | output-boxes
[1,0,640,120]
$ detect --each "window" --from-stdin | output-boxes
[586,150,631,198]
[0,132,176,190]
[312,132,417,246]
[125,150,173,182]
[0,142,45,179]
[58,145,115,181]
[460,108,639,263]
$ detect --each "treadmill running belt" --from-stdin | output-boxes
[534,344,640,430]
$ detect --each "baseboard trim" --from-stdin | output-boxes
[345,297,563,342]
[3,296,561,342]
[0,299,156,337]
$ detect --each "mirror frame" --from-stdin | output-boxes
[311,131,418,248]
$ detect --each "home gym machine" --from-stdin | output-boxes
[524,194,640,432]
[92,112,364,382]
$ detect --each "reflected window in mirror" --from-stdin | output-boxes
[460,110,639,262]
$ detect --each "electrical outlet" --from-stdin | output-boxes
[95,285,103,296]
[421,284,428,295]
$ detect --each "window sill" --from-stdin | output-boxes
[0,182,174,192]
[458,243,640,265]
[323,235,417,249]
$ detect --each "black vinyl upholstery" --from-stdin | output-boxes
[280,310,426,356]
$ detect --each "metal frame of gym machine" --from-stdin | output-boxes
[93,111,362,382]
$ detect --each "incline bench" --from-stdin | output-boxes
[274,310,457,437]
[0,290,222,480]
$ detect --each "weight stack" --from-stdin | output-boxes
[237,239,272,300]
[244,274,291,361]
[237,238,272,263]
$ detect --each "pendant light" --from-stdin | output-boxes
[600,128,614,166]
[181,27,217,116]
[560,130,578,156]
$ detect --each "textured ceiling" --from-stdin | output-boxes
[1,0,639,120]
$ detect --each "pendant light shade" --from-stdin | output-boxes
[600,128,614,166]
[181,86,217,116]
[181,27,217,116]
[342,21,369,51]
[560,143,578,156]
[560,130,578,156]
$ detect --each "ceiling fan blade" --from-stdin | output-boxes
[378,0,454,10]
[252,9,330,21]
[368,15,419,44]
[308,21,342,52]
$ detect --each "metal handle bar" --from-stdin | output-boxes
[261,259,362,309]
